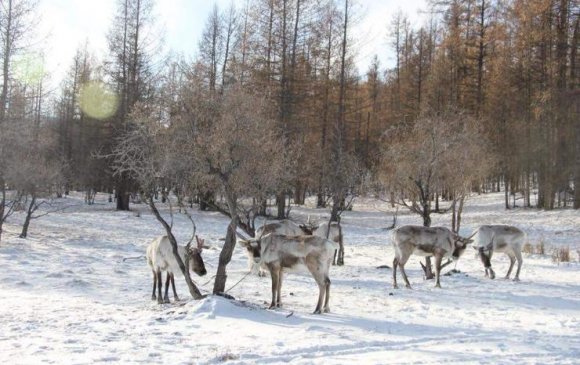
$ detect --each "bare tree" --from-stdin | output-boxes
[110,107,204,300]
[105,0,158,211]
[0,122,22,243]
[174,82,287,295]
[7,123,64,239]
[381,110,491,277]
[0,0,38,243]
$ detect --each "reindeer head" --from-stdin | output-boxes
[187,235,207,276]
[450,232,475,259]
[239,238,261,263]
[299,215,318,235]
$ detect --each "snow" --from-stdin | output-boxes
[0,192,579,364]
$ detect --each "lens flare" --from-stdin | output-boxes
[79,81,119,120]
[14,53,45,85]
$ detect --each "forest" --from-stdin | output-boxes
[0,0,578,363]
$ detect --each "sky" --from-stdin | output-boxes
[36,0,428,87]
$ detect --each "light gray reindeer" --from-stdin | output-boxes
[471,225,525,281]
[146,235,207,303]
[240,233,337,314]
[241,220,305,276]
[392,225,475,288]
[302,216,344,265]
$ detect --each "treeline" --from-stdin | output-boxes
[0,0,579,243]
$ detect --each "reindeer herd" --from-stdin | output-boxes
[146,217,527,314]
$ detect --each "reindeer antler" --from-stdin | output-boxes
[182,207,197,250]
[195,235,204,251]
[256,217,269,240]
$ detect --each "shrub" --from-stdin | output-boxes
[535,239,545,255]
[523,238,545,256]
[552,246,570,264]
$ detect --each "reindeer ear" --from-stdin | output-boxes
[238,239,249,247]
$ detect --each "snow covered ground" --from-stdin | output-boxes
[0,192,579,364]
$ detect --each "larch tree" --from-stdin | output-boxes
[105,0,157,211]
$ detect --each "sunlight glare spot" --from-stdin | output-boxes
[14,53,45,85]
[79,81,119,120]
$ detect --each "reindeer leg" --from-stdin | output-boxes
[268,264,279,309]
[313,276,325,314]
[480,248,495,279]
[305,258,325,314]
[399,254,412,289]
[332,249,337,266]
[434,254,443,288]
[276,268,283,307]
[513,250,523,281]
[337,240,345,266]
[488,251,496,279]
[164,272,171,303]
[156,271,163,304]
[392,257,399,289]
[170,273,179,302]
[323,276,331,313]
[505,253,515,279]
[151,270,157,301]
[258,266,267,277]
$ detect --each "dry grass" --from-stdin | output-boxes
[535,239,545,255]
[523,238,546,255]
[217,351,239,362]
[551,246,571,264]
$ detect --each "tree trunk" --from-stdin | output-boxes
[330,195,341,222]
[213,219,237,294]
[213,189,239,294]
[317,188,326,208]
[456,196,465,233]
[451,199,457,232]
[0,0,13,123]
[276,192,286,219]
[116,180,130,211]
[0,181,5,243]
[19,195,36,239]
[258,197,267,216]
[199,190,215,211]
[422,210,431,228]
[575,98,580,208]
[422,207,434,279]
[294,181,305,205]
[504,175,510,209]
[336,222,344,266]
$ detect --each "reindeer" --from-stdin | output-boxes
[241,233,337,314]
[301,216,344,265]
[241,218,345,274]
[242,220,305,276]
[392,225,475,288]
[471,225,525,281]
[146,235,207,304]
